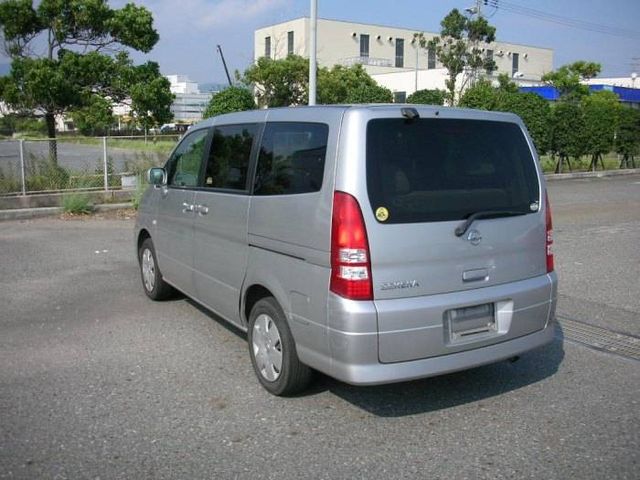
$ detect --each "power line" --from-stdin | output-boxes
[486,0,640,41]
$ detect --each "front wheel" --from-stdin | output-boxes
[248,297,312,396]
[138,238,175,300]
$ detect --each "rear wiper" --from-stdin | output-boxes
[454,210,527,237]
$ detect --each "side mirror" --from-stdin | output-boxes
[147,167,166,186]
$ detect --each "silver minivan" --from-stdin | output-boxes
[135,105,557,396]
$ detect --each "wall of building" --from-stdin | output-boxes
[254,17,554,80]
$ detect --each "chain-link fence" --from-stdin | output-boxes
[0,135,180,196]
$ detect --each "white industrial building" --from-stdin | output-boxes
[166,75,214,123]
[254,17,554,99]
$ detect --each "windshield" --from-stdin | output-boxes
[366,118,540,224]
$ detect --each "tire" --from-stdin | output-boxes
[138,238,175,301]
[248,297,312,396]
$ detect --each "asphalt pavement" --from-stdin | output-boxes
[0,175,638,479]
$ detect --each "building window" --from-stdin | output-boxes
[360,34,370,58]
[485,49,493,73]
[512,52,519,76]
[287,31,294,56]
[427,48,436,69]
[393,91,407,103]
[395,38,404,68]
[265,36,271,58]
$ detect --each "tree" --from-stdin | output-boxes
[71,95,113,135]
[542,61,601,100]
[499,91,551,155]
[242,55,309,108]
[616,107,640,168]
[415,9,496,106]
[317,64,392,104]
[0,0,172,161]
[407,88,446,105]
[581,91,621,170]
[458,79,501,110]
[203,86,256,118]
[549,101,587,173]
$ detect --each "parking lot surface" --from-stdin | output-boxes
[1,175,639,479]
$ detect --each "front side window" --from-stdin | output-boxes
[254,122,328,196]
[167,129,209,187]
[366,119,539,224]
[204,124,258,191]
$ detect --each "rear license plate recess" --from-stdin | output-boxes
[447,303,496,342]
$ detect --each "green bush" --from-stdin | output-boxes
[131,173,149,210]
[407,89,446,106]
[62,193,93,214]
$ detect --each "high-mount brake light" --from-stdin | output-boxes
[330,191,373,300]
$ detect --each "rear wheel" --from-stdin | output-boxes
[138,238,175,300]
[248,297,311,396]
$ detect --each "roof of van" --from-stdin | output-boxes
[193,104,522,129]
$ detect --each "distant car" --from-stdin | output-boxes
[135,105,557,396]
[159,123,176,133]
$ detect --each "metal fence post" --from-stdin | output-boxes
[19,139,26,196]
[103,136,108,192]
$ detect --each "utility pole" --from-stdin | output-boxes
[309,0,317,105]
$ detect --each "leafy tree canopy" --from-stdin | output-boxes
[317,64,392,104]
[616,106,640,157]
[415,9,496,106]
[0,0,172,154]
[242,55,309,108]
[581,91,621,168]
[407,88,446,106]
[542,61,601,100]
[203,86,256,118]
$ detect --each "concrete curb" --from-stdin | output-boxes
[545,168,640,181]
[0,202,133,221]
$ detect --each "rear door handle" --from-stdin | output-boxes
[196,204,209,215]
[182,202,194,213]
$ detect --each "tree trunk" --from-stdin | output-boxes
[45,112,58,165]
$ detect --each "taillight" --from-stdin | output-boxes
[545,191,554,273]
[330,191,373,300]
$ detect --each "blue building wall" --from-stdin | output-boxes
[519,85,640,107]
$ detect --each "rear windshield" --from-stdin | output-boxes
[366,118,540,224]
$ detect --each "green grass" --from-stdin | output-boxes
[539,153,624,173]
[58,136,179,154]
[62,192,93,214]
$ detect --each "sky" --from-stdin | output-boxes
[5,0,640,85]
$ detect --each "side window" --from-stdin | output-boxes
[204,124,258,191]
[254,122,328,196]
[167,129,209,187]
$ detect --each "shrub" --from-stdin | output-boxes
[62,193,93,214]
[407,89,446,106]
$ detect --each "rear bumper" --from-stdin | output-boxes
[327,322,555,385]
[325,273,557,385]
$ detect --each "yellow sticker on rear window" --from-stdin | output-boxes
[375,207,389,222]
